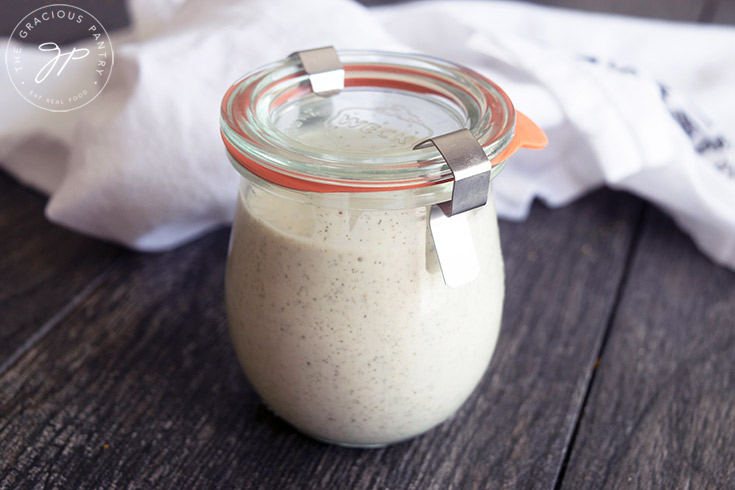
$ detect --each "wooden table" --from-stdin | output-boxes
[2,1,734,488]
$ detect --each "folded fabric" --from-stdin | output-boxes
[0,0,405,250]
[373,1,735,268]
[1,0,734,270]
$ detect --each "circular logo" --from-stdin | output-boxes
[5,4,114,112]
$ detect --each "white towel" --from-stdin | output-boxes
[2,0,734,269]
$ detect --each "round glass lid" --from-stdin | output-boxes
[220,50,516,193]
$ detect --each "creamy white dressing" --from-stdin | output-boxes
[225,183,504,446]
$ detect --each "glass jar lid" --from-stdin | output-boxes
[221,49,540,193]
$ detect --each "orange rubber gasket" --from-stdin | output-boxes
[221,63,547,193]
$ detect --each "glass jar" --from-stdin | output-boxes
[220,49,545,447]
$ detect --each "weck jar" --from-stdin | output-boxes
[220,47,546,447]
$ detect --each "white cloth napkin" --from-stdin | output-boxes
[2,0,734,270]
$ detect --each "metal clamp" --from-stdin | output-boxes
[414,129,492,288]
[414,129,492,217]
[291,46,344,96]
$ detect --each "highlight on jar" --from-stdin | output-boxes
[220,46,547,447]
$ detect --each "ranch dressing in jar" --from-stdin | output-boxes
[220,48,546,447]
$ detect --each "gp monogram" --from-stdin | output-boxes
[5,4,114,112]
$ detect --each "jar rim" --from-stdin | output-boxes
[220,50,516,193]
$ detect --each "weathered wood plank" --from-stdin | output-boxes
[510,0,707,22]
[0,189,643,489]
[0,1,130,43]
[358,0,709,22]
[559,207,735,489]
[0,171,121,366]
[701,0,735,24]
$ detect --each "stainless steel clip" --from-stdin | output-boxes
[414,129,492,287]
[291,46,344,96]
[414,129,492,217]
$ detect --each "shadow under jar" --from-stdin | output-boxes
[220,49,546,447]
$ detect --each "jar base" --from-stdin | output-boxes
[309,434,390,449]
[263,401,429,448]
[301,428,427,449]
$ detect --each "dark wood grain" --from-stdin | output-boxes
[358,0,710,22]
[703,0,735,24]
[503,0,708,22]
[0,171,121,366]
[0,1,130,43]
[0,189,642,489]
[559,207,735,489]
